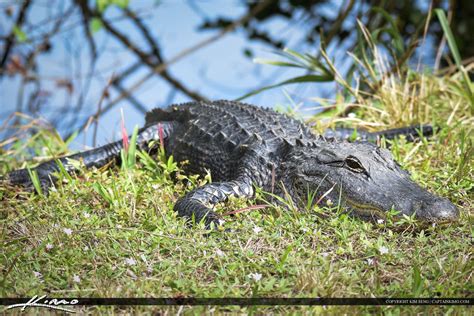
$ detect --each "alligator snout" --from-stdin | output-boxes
[416,197,459,221]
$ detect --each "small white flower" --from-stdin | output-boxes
[33,271,42,278]
[348,112,357,119]
[116,224,122,229]
[248,272,262,282]
[46,243,53,250]
[53,223,59,228]
[215,249,225,257]
[253,226,263,234]
[152,184,160,189]
[320,252,329,258]
[73,275,81,283]
[63,228,73,235]
[367,258,374,265]
[83,212,91,218]
[432,223,436,228]
[377,219,384,224]
[125,258,136,266]
[203,250,207,256]
[83,245,89,251]
[379,246,389,255]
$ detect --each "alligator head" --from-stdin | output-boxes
[282,140,459,222]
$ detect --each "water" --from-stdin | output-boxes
[0,0,438,149]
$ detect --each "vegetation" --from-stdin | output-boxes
[1,63,472,316]
[1,3,472,315]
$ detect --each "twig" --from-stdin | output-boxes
[434,7,453,70]
[110,61,148,113]
[72,0,274,137]
[123,7,164,63]
[416,0,434,72]
[324,0,355,46]
[0,0,32,69]
[75,0,98,60]
[91,76,114,147]
[112,81,148,113]
[80,1,207,101]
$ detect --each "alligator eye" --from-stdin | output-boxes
[345,156,366,173]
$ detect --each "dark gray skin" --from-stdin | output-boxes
[3,100,458,226]
[282,142,457,221]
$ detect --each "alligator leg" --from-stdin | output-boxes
[5,122,174,193]
[323,125,434,142]
[174,177,254,228]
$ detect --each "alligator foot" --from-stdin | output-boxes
[174,198,224,230]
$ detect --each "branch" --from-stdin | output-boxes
[0,0,32,69]
[123,7,163,63]
[71,0,274,138]
[123,7,210,102]
[112,81,148,113]
[77,0,207,102]
[75,0,98,60]
[324,0,356,45]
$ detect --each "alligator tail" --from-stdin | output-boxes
[371,125,435,141]
[3,122,176,193]
[323,125,436,142]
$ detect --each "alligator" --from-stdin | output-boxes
[4,100,458,226]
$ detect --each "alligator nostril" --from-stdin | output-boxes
[422,198,459,221]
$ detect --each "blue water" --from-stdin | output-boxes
[0,0,435,149]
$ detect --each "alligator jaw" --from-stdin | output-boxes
[344,199,387,221]
[344,197,459,223]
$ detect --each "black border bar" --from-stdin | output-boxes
[1,298,472,306]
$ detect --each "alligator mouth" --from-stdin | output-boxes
[345,198,458,224]
[343,198,387,221]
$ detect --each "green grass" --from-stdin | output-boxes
[2,7,472,314]
[0,71,472,314]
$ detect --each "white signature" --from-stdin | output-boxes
[6,295,78,313]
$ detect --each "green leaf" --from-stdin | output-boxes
[435,9,474,111]
[127,125,139,168]
[236,74,334,101]
[253,58,307,69]
[97,0,110,12]
[371,7,404,54]
[26,166,43,196]
[93,182,113,204]
[55,159,73,183]
[284,48,312,64]
[350,128,359,142]
[435,9,461,67]
[277,245,293,271]
[411,264,424,296]
[12,25,27,43]
[90,18,103,34]
[64,130,78,146]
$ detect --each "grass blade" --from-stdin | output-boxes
[127,125,139,168]
[26,166,43,196]
[236,74,334,101]
[435,9,474,110]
